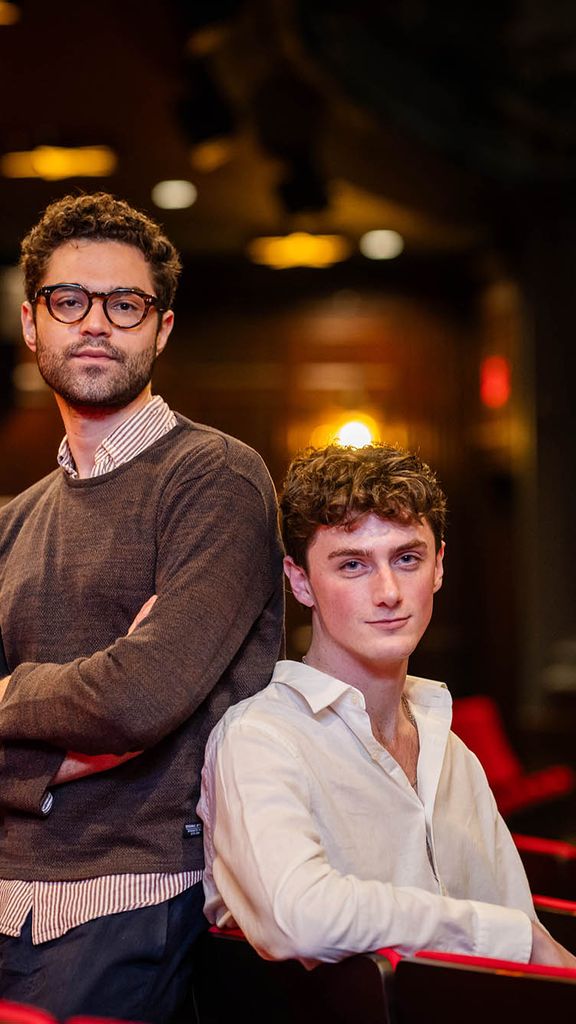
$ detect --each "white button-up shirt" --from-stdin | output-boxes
[198,661,535,967]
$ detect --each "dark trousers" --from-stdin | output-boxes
[0,882,207,1023]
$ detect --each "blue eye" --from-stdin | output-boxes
[396,553,421,568]
[339,559,365,573]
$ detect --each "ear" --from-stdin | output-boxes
[283,556,315,609]
[433,541,445,593]
[155,309,174,356]
[21,301,37,352]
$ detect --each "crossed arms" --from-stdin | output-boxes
[0,458,282,816]
[0,595,156,784]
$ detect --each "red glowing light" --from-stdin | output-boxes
[480,355,511,409]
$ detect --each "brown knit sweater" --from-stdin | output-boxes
[0,415,284,880]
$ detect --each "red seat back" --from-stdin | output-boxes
[197,927,394,1023]
[514,832,576,900]
[0,1002,56,1024]
[451,695,522,788]
[392,951,576,1023]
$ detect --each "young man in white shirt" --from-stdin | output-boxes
[199,442,576,969]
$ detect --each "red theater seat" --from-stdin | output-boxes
[0,1001,144,1024]
[514,832,576,900]
[451,695,575,818]
[533,893,576,954]
[68,1019,146,1024]
[391,950,576,1022]
[194,926,576,1023]
[0,1003,56,1024]
[194,926,394,1023]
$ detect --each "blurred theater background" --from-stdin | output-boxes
[0,0,575,827]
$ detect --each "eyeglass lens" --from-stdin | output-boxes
[48,286,149,327]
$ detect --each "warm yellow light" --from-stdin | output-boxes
[248,232,351,270]
[310,413,380,449]
[0,2,20,25]
[190,138,234,172]
[1,145,117,180]
[309,423,334,448]
[359,229,404,260]
[151,179,197,209]
[186,24,228,56]
[335,420,375,447]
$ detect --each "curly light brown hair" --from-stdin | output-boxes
[280,443,447,566]
[20,192,182,309]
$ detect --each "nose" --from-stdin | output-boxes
[79,297,112,335]
[372,566,401,607]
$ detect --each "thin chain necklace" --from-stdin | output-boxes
[401,692,417,729]
[401,693,419,789]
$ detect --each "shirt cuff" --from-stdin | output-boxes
[40,790,54,816]
[473,901,533,963]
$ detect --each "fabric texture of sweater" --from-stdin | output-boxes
[0,414,284,881]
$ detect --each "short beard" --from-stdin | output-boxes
[34,335,159,411]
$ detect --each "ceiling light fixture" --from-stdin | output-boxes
[190,138,234,172]
[309,413,380,449]
[151,179,198,210]
[335,420,375,448]
[248,232,351,270]
[359,229,404,260]
[1,145,117,180]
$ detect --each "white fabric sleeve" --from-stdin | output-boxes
[201,718,533,966]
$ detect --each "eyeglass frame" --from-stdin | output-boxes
[32,283,167,329]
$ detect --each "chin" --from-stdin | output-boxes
[372,640,417,664]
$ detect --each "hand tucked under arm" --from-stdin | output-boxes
[51,596,156,785]
[126,594,157,635]
[0,676,11,703]
[52,749,142,784]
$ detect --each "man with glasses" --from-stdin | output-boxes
[0,193,284,1022]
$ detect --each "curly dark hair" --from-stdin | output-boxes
[20,192,182,309]
[280,443,447,566]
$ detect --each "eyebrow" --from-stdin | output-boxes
[327,539,429,561]
[54,282,145,292]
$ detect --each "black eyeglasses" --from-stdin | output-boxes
[33,283,166,329]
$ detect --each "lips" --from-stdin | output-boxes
[367,617,410,628]
[71,347,119,360]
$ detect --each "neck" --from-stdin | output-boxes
[303,640,408,739]
[56,386,152,479]
[303,644,417,780]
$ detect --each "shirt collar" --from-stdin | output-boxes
[272,660,354,713]
[271,659,450,715]
[57,395,175,478]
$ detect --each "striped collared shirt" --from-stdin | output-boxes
[0,395,202,944]
[57,393,177,478]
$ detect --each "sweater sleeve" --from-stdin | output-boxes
[0,454,283,814]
